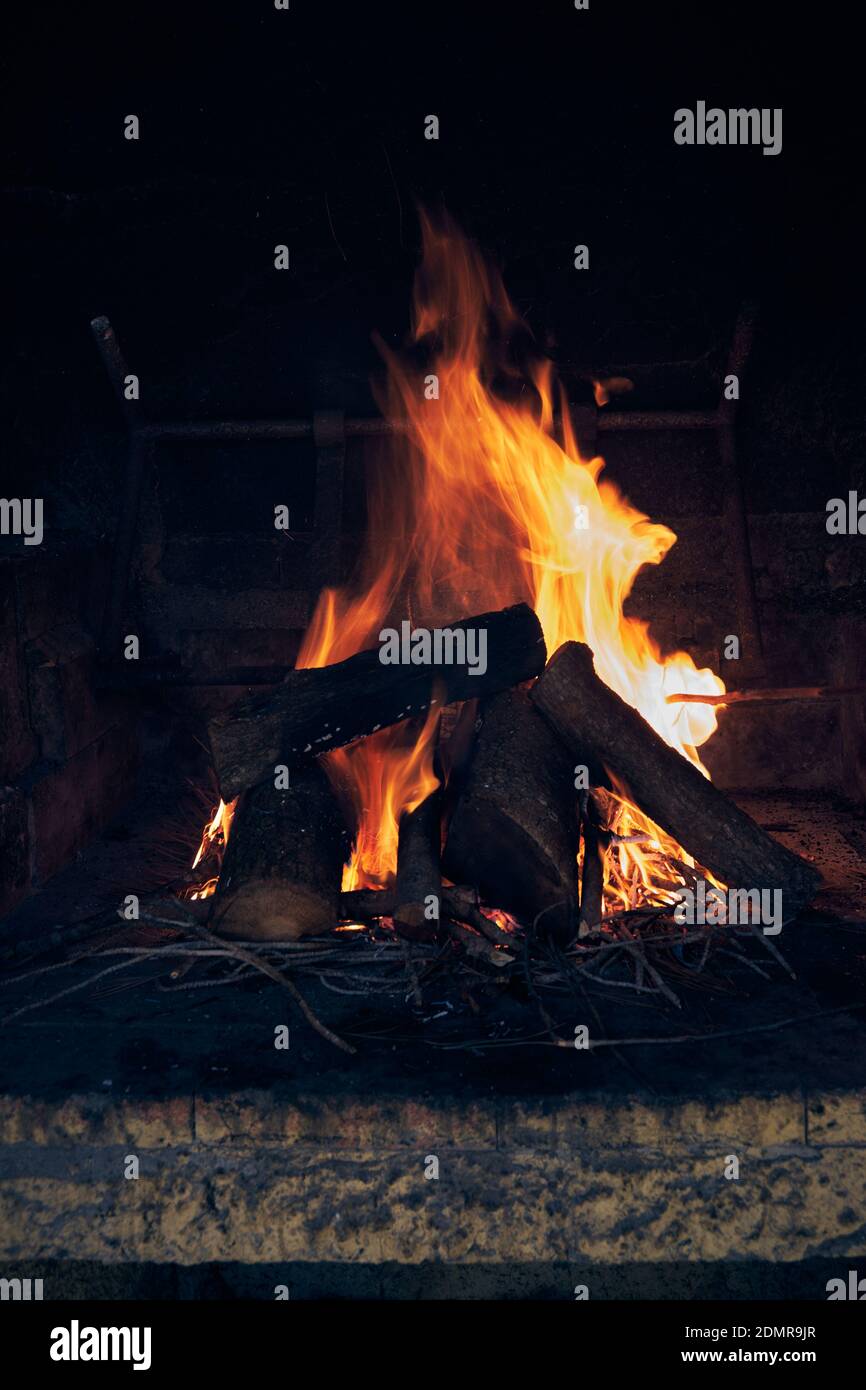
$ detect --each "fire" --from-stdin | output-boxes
[326,704,442,892]
[187,796,236,899]
[585,785,714,914]
[294,212,724,901]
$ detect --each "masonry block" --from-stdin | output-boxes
[29,725,139,883]
[26,624,119,762]
[15,545,104,644]
[0,567,36,781]
[0,787,31,917]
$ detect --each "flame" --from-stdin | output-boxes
[187,797,236,899]
[294,212,724,900]
[326,704,441,892]
[585,784,723,914]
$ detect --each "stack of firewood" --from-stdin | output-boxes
[206,603,820,943]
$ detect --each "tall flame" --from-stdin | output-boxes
[296,212,724,896]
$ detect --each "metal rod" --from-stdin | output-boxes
[136,408,718,443]
[138,420,314,441]
[96,664,292,688]
[597,410,717,432]
[90,316,142,428]
[668,685,866,706]
[89,310,747,665]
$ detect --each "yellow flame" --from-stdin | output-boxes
[188,797,236,899]
[294,213,726,900]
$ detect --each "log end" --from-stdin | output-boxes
[212,881,339,941]
[393,900,434,931]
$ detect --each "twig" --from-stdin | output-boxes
[746,920,797,979]
[189,923,356,1055]
[400,939,424,1009]
[447,922,514,968]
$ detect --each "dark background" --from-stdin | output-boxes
[0,1,860,524]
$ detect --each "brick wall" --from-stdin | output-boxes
[0,544,140,919]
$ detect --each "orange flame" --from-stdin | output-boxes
[294,212,725,902]
[326,703,441,892]
[188,797,236,899]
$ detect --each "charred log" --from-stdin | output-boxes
[532,642,821,912]
[394,777,443,940]
[443,688,579,938]
[578,789,606,935]
[340,883,513,945]
[212,761,349,940]
[209,603,546,800]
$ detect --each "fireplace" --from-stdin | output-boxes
[9,217,832,1002]
[2,5,865,1306]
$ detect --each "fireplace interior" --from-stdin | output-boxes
[3,244,866,1295]
[2,4,865,1299]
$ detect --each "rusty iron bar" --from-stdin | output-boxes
[95,663,291,688]
[91,315,143,427]
[134,408,717,442]
[668,684,866,706]
[598,410,717,431]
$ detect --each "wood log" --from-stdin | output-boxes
[212,762,350,940]
[532,643,821,912]
[208,603,546,800]
[578,789,605,935]
[443,688,579,937]
[340,883,516,953]
[341,883,477,925]
[446,921,515,968]
[394,780,442,938]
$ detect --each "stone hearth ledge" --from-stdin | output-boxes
[1,1080,865,1267]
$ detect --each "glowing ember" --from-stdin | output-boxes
[479,906,520,933]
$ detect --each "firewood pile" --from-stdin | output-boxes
[0,889,807,1058]
[3,600,821,1052]
[205,601,819,950]
[0,599,768,1048]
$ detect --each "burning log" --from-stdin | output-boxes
[394,778,442,939]
[578,790,605,936]
[532,643,822,913]
[209,603,546,801]
[443,688,579,938]
[212,762,350,940]
[340,883,514,947]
